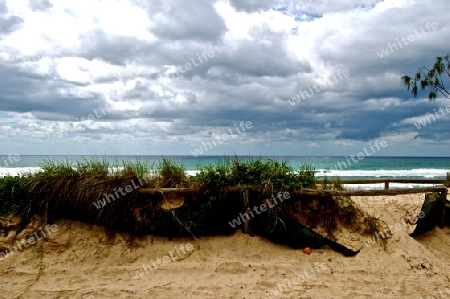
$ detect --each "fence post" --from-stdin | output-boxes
[242,188,250,234]
[439,188,447,228]
[384,180,389,190]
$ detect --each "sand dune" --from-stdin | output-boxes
[1,194,449,299]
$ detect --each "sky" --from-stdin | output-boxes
[0,0,449,156]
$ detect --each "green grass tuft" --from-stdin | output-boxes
[155,157,188,188]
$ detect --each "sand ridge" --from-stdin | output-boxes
[0,193,449,298]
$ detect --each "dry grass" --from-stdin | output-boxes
[0,157,388,255]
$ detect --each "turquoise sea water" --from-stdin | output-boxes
[0,155,449,179]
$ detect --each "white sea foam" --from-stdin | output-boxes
[316,168,447,178]
[0,167,41,177]
[186,170,199,176]
[0,167,201,178]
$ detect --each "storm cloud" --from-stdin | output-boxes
[0,0,449,156]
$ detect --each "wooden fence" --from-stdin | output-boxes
[323,178,444,190]
[138,179,448,228]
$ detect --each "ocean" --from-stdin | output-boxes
[0,155,448,180]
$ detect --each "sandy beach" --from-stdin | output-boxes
[0,193,449,299]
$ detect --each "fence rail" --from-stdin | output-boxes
[318,178,444,190]
[138,179,446,195]
[335,179,444,184]
[137,179,448,228]
[138,185,447,196]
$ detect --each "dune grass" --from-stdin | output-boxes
[0,157,391,254]
[0,174,31,218]
[193,156,316,191]
[0,157,317,231]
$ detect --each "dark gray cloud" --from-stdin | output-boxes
[148,0,227,41]
[229,0,278,12]
[0,0,23,34]
[28,0,52,12]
